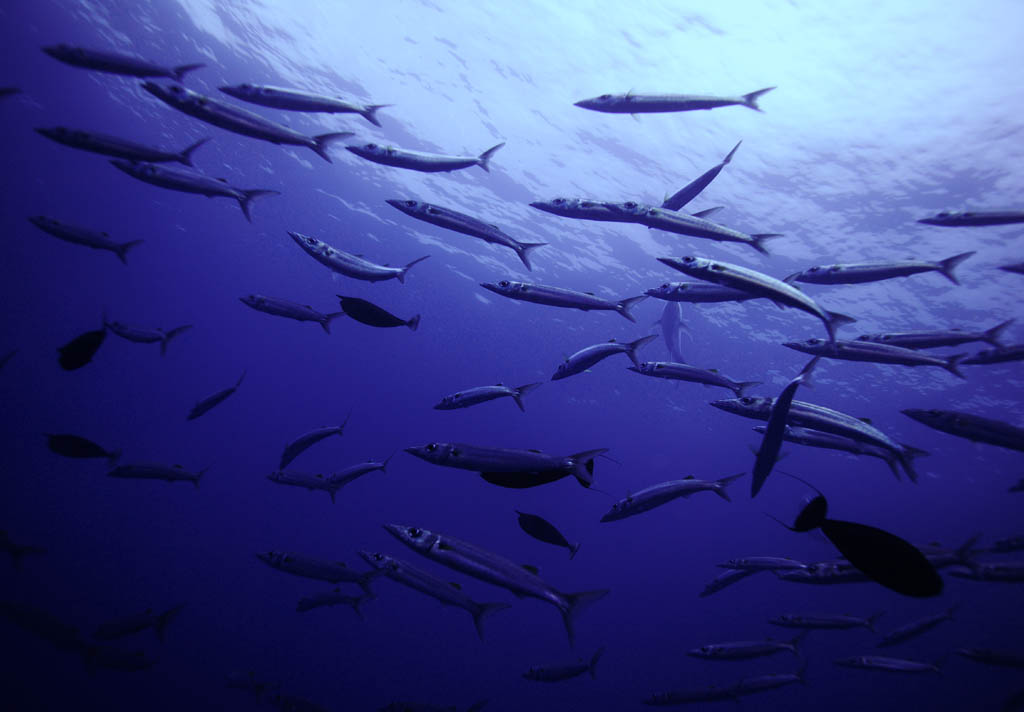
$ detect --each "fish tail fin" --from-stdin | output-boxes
[171,63,205,82]
[897,443,929,484]
[107,449,122,466]
[713,472,745,502]
[944,353,967,379]
[882,453,902,482]
[351,593,374,621]
[237,189,279,222]
[476,142,505,172]
[322,312,344,334]
[732,380,762,397]
[955,533,982,567]
[742,86,775,111]
[396,255,430,283]
[406,314,421,331]
[512,382,542,412]
[616,295,648,322]
[360,104,391,127]
[194,467,209,489]
[983,318,1014,346]
[568,448,609,487]
[626,334,659,367]
[791,629,809,656]
[357,570,382,596]
[328,486,338,504]
[160,324,192,355]
[514,241,547,271]
[825,311,856,334]
[867,610,885,633]
[750,233,783,256]
[471,602,511,641]
[155,604,185,642]
[176,137,210,166]
[569,541,581,559]
[560,589,610,647]
[723,139,742,164]
[311,131,355,162]
[115,240,144,264]
[589,646,606,679]
[937,251,975,285]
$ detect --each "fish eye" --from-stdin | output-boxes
[881,335,891,341]
[170,86,183,93]
[683,256,695,263]
[553,198,566,205]
[710,263,724,271]
[365,143,377,150]
[372,553,383,561]
[240,83,252,90]
[808,266,819,272]
[499,280,509,287]
[937,211,950,218]
[740,397,753,405]
[659,283,669,289]
[809,338,820,344]
[426,443,437,452]
[598,94,611,100]
[405,200,416,207]
[624,201,637,209]
[407,527,422,537]
[306,237,315,244]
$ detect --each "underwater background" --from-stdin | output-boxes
[1,0,1022,709]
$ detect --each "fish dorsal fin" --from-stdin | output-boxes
[528,449,542,453]
[585,292,595,296]
[438,541,452,551]
[858,417,873,424]
[217,177,228,183]
[608,338,617,343]
[495,382,503,386]
[522,564,539,575]
[709,368,719,373]
[448,581,462,590]
[684,475,695,480]
[315,474,323,479]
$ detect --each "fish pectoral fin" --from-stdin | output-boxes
[522,564,540,575]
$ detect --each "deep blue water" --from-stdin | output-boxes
[2,1,1023,710]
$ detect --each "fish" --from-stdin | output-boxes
[954,648,1024,668]
[769,611,884,632]
[359,550,510,641]
[774,564,871,585]
[385,199,546,270]
[345,141,504,172]
[989,536,1024,553]
[553,335,658,380]
[657,302,687,363]
[0,601,85,653]
[919,536,981,570]
[434,383,541,413]
[267,471,341,502]
[478,468,579,489]
[918,210,1024,227]
[662,141,742,210]
[877,605,956,647]
[902,408,1024,453]
[107,463,206,487]
[110,160,278,222]
[1000,262,1024,275]
[734,665,807,695]
[574,87,776,114]
[751,358,818,497]
[404,442,607,487]
[644,684,740,706]
[45,433,120,464]
[29,216,143,263]
[718,556,807,572]
[523,647,604,682]
[628,361,760,397]
[256,551,380,593]
[336,296,420,330]
[688,631,806,661]
[42,44,204,81]
[753,425,904,481]
[605,201,781,255]
[58,328,107,370]
[949,562,1024,583]
[240,295,343,334]
[529,197,642,223]
[644,281,758,304]
[141,83,353,162]
[515,510,580,558]
[659,256,855,343]
[187,371,246,421]
[226,670,276,696]
[782,338,967,378]
[600,474,743,522]
[0,87,21,99]
[295,589,372,617]
[962,345,1024,366]
[481,280,646,322]
[103,315,192,355]
[855,320,1013,349]
[323,458,392,498]
[36,127,210,166]
[93,604,185,642]
[699,569,760,598]
[712,396,926,481]
[787,252,975,286]
[288,231,429,283]
[383,523,609,646]
[218,83,389,126]
[0,531,46,566]
[834,655,941,674]
[279,422,348,469]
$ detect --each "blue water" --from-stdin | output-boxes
[2,1,1023,709]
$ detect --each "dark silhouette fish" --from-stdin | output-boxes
[575,87,776,114]
[45,434,120,464]
[30,216,143,264]
[36,127,210,166]
[187,371,246,420]
[58,328,106,370]
[0,87,21,99]
[1000,262,1024,275]
[218,83,390,126]
[902,408,1024,452]
[515,510,580,558]
[336,296,420,330]
[918,210,1024,227]
[962,345,1024,366]
[661,141,741,211]
[480,469,575,488]
[751,358,817,497]
[42,44,204,81]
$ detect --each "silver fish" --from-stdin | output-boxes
[918,210,1024,227]
[325,458,392,494]
[346,141,504,173]
[752,425,904,481]
[645,281,757,304]
[187,371,245,420]
[218,83,389,126]
[574,87,775,114]
[553,335,657,380]
[29,215,143,264]
[949,562,1024,582]
[240,295,343,334]
[699,568,760,598]
[42,44,204,81]
[954,648,1024,668]
[529,197,640,222]
[404,441,606,487]
[600,474,743,522]
[787,252,974,286]
[877,605,956,647]
[770,611,884,632]
[661,141,742,210]
[434,383,541,413]
[628,361,760,397]
[480,279,646,322]
[605,201,780,255]
[295,589,371,617]
[36,127,209,166]
[106,463,205,487]
[962,345,1024,365]
[834,655,940,674]
[688,632,805,661]
[279,421,348,469]
[93,604,185,642]
[103,315,191,356]
[657,302,687,363]
[523,647,604,682]
[267,471,341,502]
[288,231,429,283]
[256,551,379,593]
[902,408,1024,453]
[854,319,1013,349]
[734,665,807,695]
[644,684,739,706]
[783,338,966,378]
[774,563,870,585]
[719,556,807,572]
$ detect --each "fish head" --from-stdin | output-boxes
[528,197,575,215]
[551,361,571,380]
[35,127,69,142]
[217,83,252,99]
[42,44,81,61]
[645,282,679,298]
[600,497,632,522]
[266,471,284,483]
[782,338,828,354]
[239,295,264,308]
[479,279,522,297]
[255,551,277,565]
[404,441,455,465]
[918,210,961,226]
[383,524,438,553]
[710,395,772,418]
[901,408,955,429]
[28,215,59,230]
[574,93,619,111]
[385,198,422,216]
[522,667,541,680]
[358,550,397,571]
[687,645,717,659]
[288,231,328,257]
[345,142,384,160]
[657,255,712,277]
[833,656,864,668]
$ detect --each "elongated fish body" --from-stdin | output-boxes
[775,564,870,584]
[877,605,955,647]
[141,83,353,162]
[36,127,209,166]
[699,568,759,598]
[0,531,46,564]
[990,536,1024,553]
[645,281,757,303]
[955,648,1024,668]
[42,45,204,81]
[46,433,120,464]
[359,551,510,640]
[386,199,545,270]
[58,328,107,370]
[267,471,339,501]
[752,359,817,497]
[658,301,687,363]
[256,551,378,591]
[104,317,191,355]
[770,612,882,631]
[481,280,647,322]
[662,141,741,210]
[688,633,803,661]
[660,256,854,342]
[644,684,739,706]
[336,296,420,330]
[719,556,807,572]
[383,523,609,646]
[29,216,142,263]
[856,320,1013,349]
[279,423,347,469]
[789,252,974,286]
[1000,262,1024,275]
[0,87,21,99]
[918,210,1024,227]
[0,601,85,653]
[218,84,389,125]
[515,511,580,558]
[902,408,1024,453]
[606,202,779,255]
[346,141,504,172]
[241,295,343,334]
[600,474,743,522]
[524,647,604,681]
[753,425,902,480]
[188,371,245,420]
[835,656,939,674]
[93,604,184,642]
[107,463,204,487]
[575,87,775,113]
[950,562,1024,582]
[434,383,541,412]
[288,231,429,283]
[963,345,1024,365]
[325,458,390,492]
[110,161,278,222]
[295,589,370,616]
[404,441,606,487]
[735,669,805,694]
[783,338,966,378]
[553,335,657,380]
[628,361,759,397]
[529,197,640,223]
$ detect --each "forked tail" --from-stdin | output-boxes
[514,241,547,271]
[359,104,391,127]
[171,63,206,82]
[937,251,975,285]
[115,240,144,264]
[471,601,511,641]
[616,295,648,322]
[311,131,355,163]
[237,189,280,223]
[176,137,210,167]
[560,589,610,648]
[742,86,776,112]
[476,142,505,172]
[397,255,430,284]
